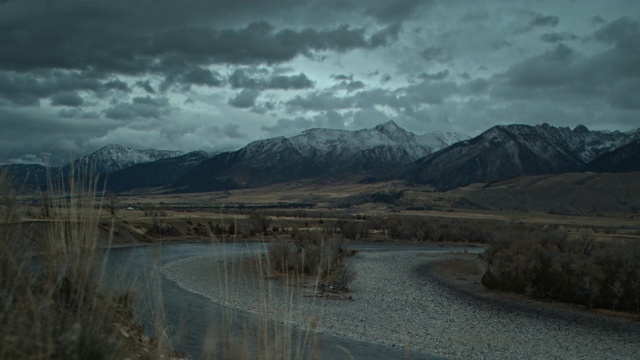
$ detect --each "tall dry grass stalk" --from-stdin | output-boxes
[197,218,326,359]
[1,163,347,359]
[0,165,171,359]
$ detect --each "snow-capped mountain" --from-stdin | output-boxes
[587,139,640,173]
[74,144,183,173]
[404,123,635,190]
[172,121,469,192]
[102,150,213,191]
[287,121,467,168]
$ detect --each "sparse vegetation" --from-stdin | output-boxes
[0,167,177,359]
[269,230,357,292]
[482,226,640,313]
[3,159,640,359]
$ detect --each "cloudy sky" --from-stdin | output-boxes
[1,0,639,165]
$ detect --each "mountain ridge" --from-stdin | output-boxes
[73,144,184,173]
[403,123,636,190]
[171,121,470,192]
[4,121,638,195]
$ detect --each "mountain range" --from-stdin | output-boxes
[170,121,468,191]
[2,121,639,194]
[403,123,638,190]
[75,144,184,173]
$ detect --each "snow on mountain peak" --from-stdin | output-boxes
[283,120,469,163]
[374,120,402,132]
[78,145,183,172]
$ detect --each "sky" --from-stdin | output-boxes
[1,0,639,165]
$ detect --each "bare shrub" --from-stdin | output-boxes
[270,230,357,291]
[269,239,294,273]
[482,224,640,312]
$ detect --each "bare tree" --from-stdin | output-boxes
[106,192,118,218]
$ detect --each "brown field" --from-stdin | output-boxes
[13,176,639,247]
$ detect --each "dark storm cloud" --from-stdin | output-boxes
[399,80,458,107]
[229,68,314,90]
[287,78,457,113]
[221,123,246,139]
[465,78,490,94]
[58,108,100,119]
[418,70,450,81]
[0,107,111,156]
[50,91,83,107]
[593,17,639,49]
[345,81,366,92]
[517,13,560,33]
[364,0,430,23]
[269,74,315,90]
[590,16,606,26]
[420,47,453,63]
[0,72,46,105]
[136,80,156,94]
[0,1,399,84]
[609,79,640,110]
[493,17,640,114]
[250,101,276,114]
[330,74,365,91]
[286,91,352,111]
[151,21,396,64]
[368,24,402,47]
[0,70,129,106]
[540,32,579,43]
[104,96,170,120]
[491,40,513,51]
[3,0,639,162]
[331,74,353,81]
[261,110,346,136]
[150,21,346,65]
[180,67,223,87]
[500,43,578,88]
[228,89,260,108]
[352,108,390,128]
[530,15,560,28]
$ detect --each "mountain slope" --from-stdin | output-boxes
[0,163,50,189]
[173,121,469,192]
[286,121,465,168]
[586,139,640,173]
[404,123,633,191]
[73,144,183,173]
[102,151,212,191]
[459,172,640,215]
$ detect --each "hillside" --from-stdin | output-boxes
[457,172,640,216]
[172,121,468,192]
[404,124,633,190]
[586,139,640,173]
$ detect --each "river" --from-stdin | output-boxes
[103,242,481,359]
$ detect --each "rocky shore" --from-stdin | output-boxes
[162,250,640,359]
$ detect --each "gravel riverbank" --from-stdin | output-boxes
[162,250,640,359]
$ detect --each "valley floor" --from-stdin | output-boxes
[163,250,640,359]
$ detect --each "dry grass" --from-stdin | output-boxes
[2,162,326,359]
[198,243,322,360]
[0,167,179,359]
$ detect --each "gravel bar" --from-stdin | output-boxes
[162,251,640,359]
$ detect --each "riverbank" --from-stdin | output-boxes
[163,250,640,359]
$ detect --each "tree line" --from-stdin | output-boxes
[482,225,640,313]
